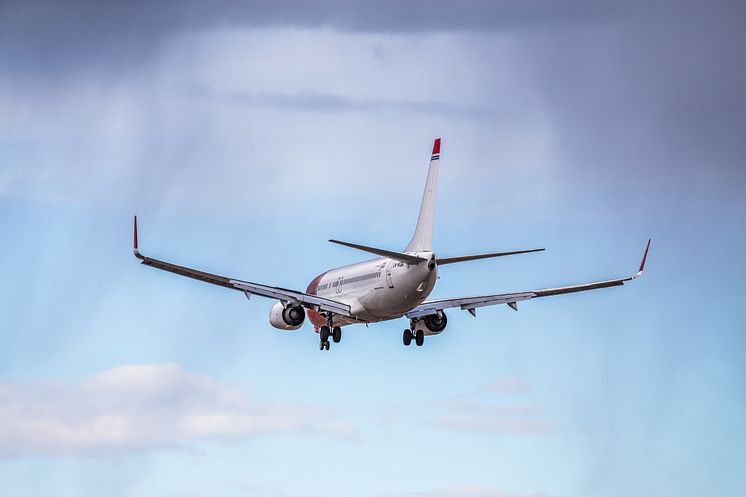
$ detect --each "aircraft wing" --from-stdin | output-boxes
[132,217,351,316]
[407,240,650,319]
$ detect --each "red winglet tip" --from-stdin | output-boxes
[133,215,139,250]
[432,137,441,155]
[638,238,651,273]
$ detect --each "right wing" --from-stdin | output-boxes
[407,240,651,319]
[133,217,351,316]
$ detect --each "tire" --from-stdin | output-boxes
[415,330,424,346]
[403,329,413,346]
[332,326,342,343]
[320,326,330,343]
[324,341,330,350]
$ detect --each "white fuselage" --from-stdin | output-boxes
[305,252,438,328]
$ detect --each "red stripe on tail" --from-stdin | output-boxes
[432,137,441,155]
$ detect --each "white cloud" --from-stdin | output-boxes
[404,484,552,497]
[434,401,553,434]
[0,363,354,457]
[478,377,532,395]
[433,378,553,434]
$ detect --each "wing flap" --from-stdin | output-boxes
[407,292,534,319]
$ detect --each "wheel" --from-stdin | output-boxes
[324,341,330,350]
[320,326,330,343]
[403,329,413,346]
[319,342,325,350]
[332,326,342,343]
[415,330,424,346]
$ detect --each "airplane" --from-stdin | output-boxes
[133,138,650,351]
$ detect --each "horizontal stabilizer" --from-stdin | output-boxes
[329,239,426,265]
[437,248,545,265]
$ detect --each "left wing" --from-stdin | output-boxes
[133,216,351,316]
[407,239,650,319]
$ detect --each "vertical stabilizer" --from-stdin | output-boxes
[405,138,441,252]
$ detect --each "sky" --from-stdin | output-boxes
[1,1,745,496]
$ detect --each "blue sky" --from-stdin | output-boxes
[1,1,745,496]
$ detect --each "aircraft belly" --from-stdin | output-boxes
[360,274,435,319]
[310,257,438,325]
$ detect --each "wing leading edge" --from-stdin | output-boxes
[133,216,351,316]
[407,239,651,319]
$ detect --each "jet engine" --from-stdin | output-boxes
[269,302,305,330]
[423,311,448,333]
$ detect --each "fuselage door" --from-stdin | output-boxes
[336,276,344,294]
[385,260,395,288]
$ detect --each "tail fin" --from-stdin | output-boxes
[405,137,441,252]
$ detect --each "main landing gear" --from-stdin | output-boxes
[403,328,424,347]
[319,316,342,351]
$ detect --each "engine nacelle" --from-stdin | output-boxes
[423,312,448,333]
[269,302,305,331]
[413,311,448,336]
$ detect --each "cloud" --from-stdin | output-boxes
[0,363,354,457]
[432,379,553,434]
[0,1,625,83]
[434,401,554,434]
[3,1,743,218]
[401,484,552,497]
[372,379,552,434]
[201,88,504,119]
[478,377,532,395]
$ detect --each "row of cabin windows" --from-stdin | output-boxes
[317,271,382,291]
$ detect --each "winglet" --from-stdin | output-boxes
[133,215,143,259]
[431,137,441,161]
[636,238,651,277]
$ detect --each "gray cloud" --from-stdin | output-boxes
[201,88,505,119]
[520,0,746,186]
[1,0,743,218]
[0,1,625,78]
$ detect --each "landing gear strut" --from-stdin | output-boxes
[319,314,342,351]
